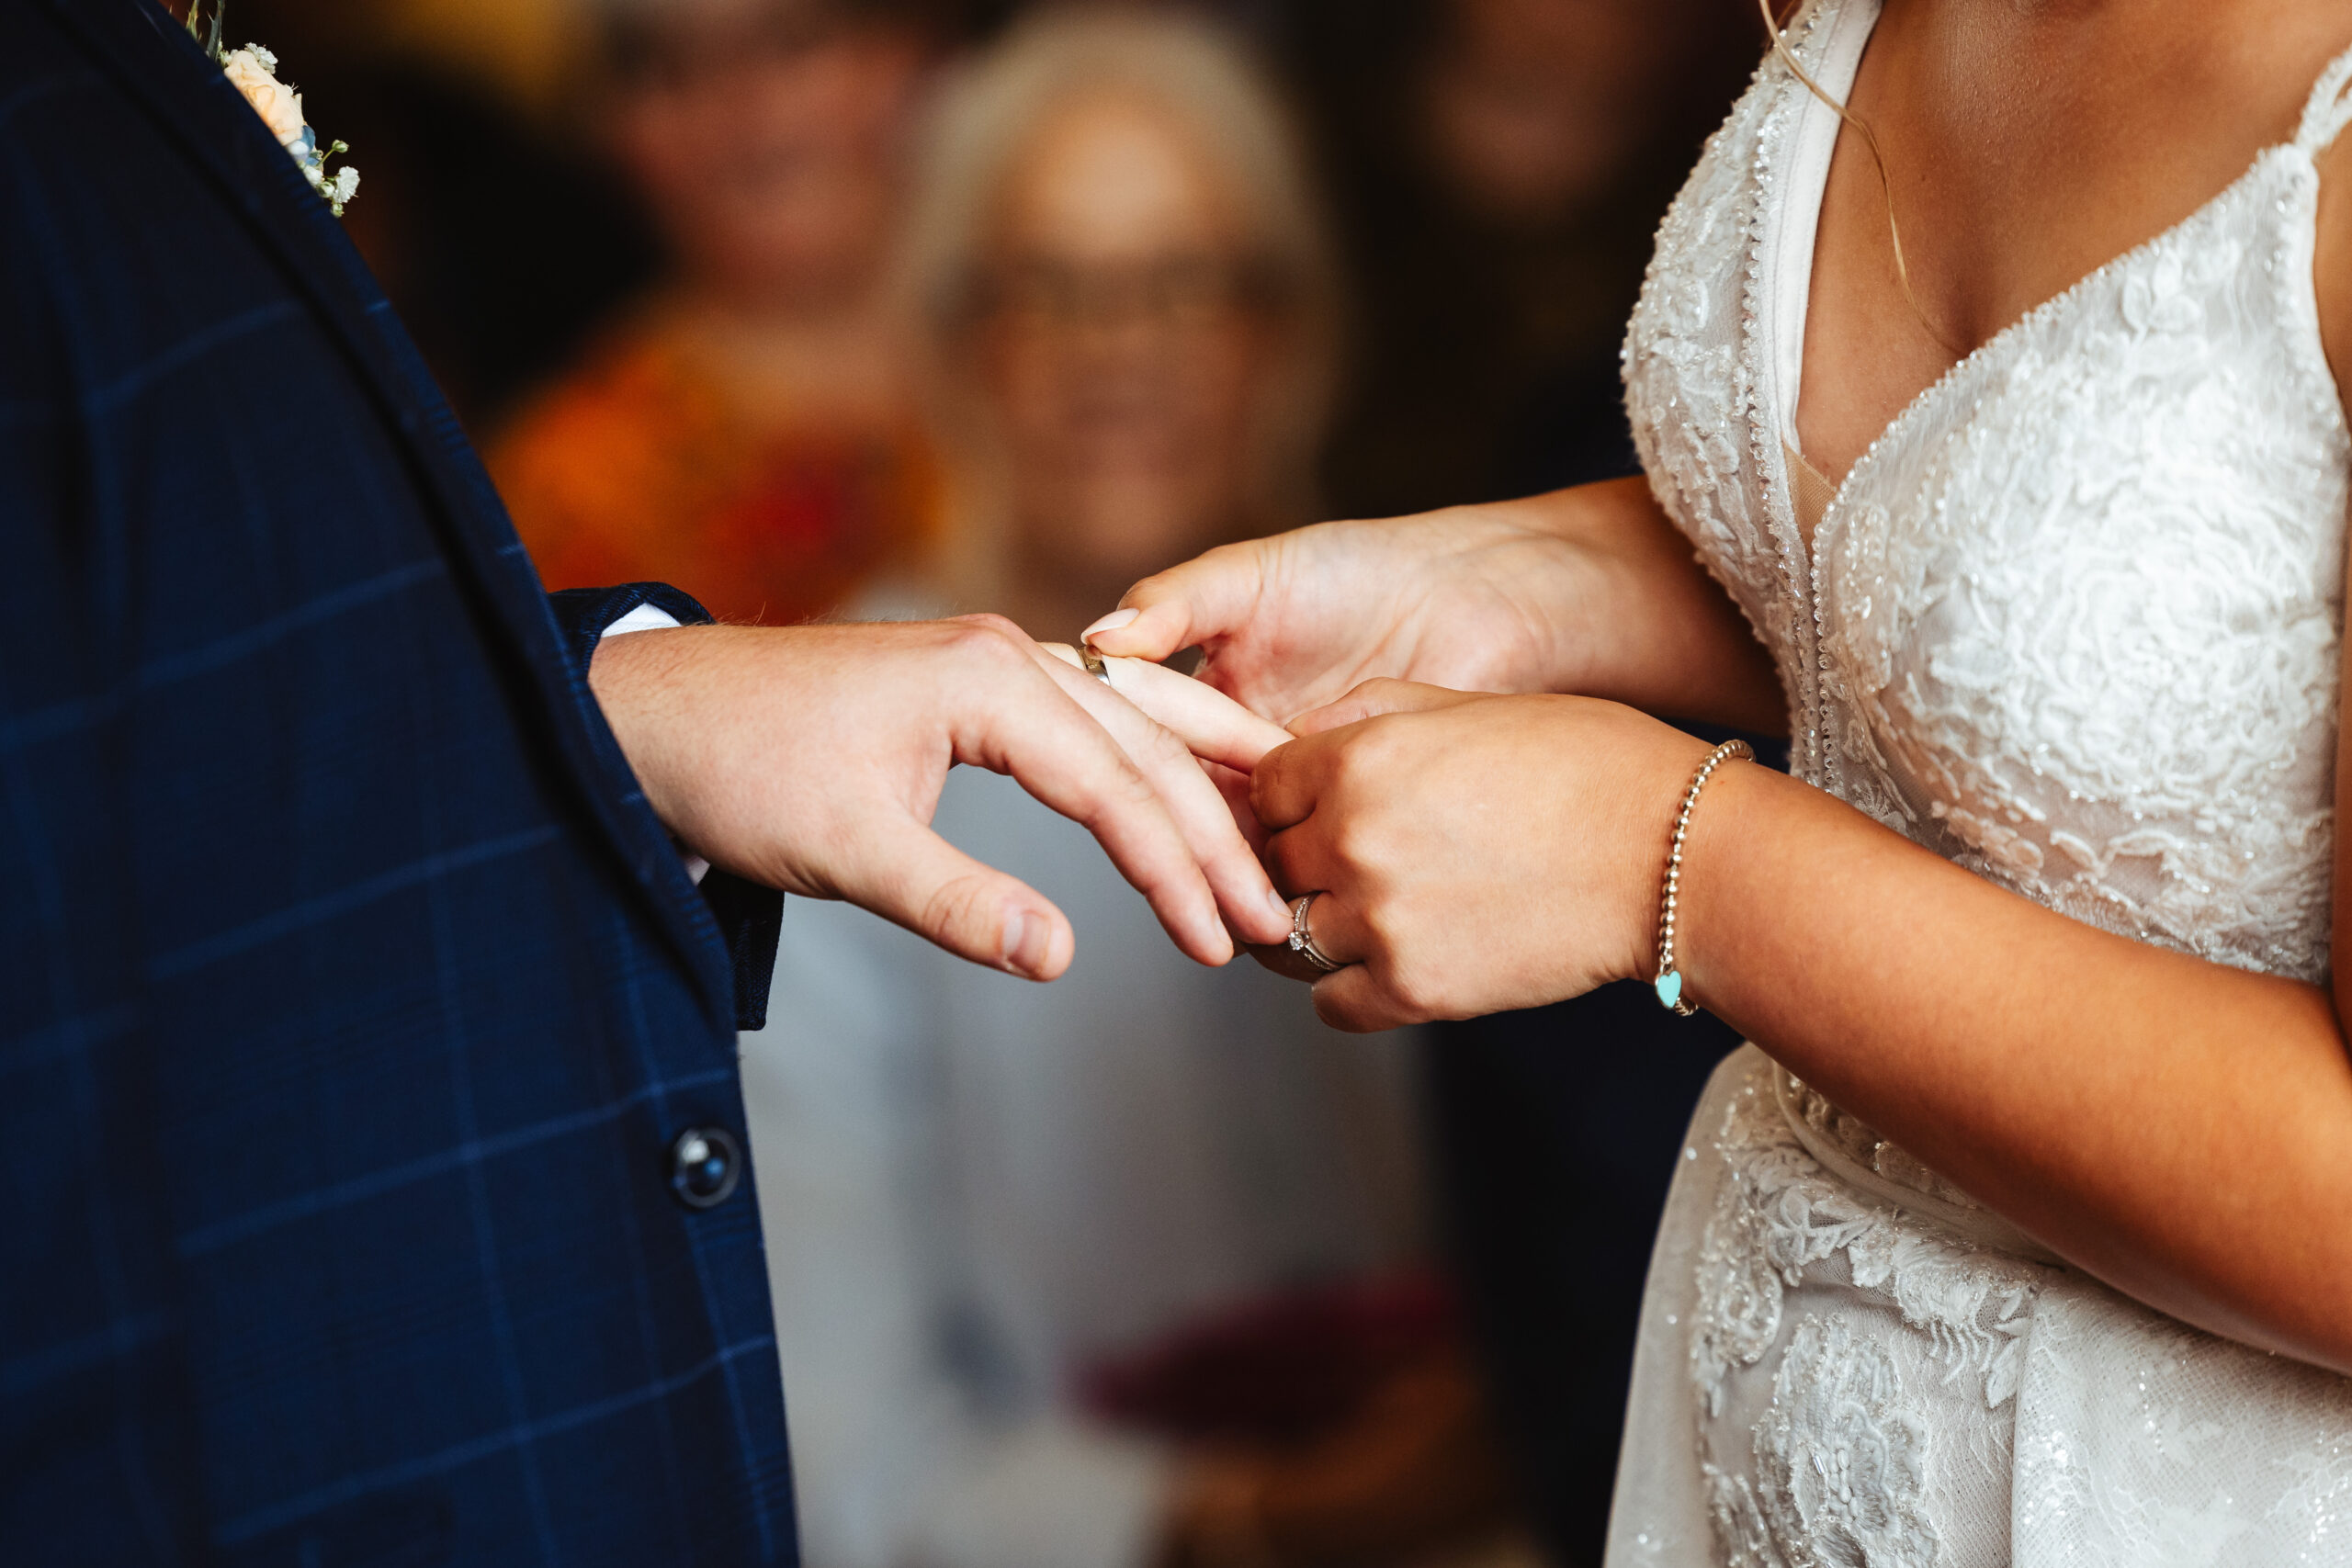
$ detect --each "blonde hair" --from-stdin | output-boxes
[892,6,1341,607]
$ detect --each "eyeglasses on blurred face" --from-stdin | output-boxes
[963,254,1292,336]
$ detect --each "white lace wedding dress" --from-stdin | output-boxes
[1608,4,2352,1563]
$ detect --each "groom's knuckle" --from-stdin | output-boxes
[943,615,1024,665]
[1073,750,1155,819]
[952,610,1023,640]
[1137,722,1191,770]
[915,868,993,940]
[1114,760,1163,814]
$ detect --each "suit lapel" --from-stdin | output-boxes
[34,0,739,1032]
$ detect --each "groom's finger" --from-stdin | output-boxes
[831,818,1077,980]
[1201,760,1268,857]
[1026,645,1289,947]
[953,626,1234,966]
[1081,539,1268,663]
[1043,645,1293,773]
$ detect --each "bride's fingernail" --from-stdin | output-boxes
[1003,909,1051,977]
[1082,607,1139,640]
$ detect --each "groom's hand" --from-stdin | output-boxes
[590,617,1292,978]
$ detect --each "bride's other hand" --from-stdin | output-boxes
[1253,681,1713,1031]
[1080,477,1785,732]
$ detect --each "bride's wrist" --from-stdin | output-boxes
[1434,502,1622,694]
[1645,743,1763,1016]
[1638,737,1757,1013]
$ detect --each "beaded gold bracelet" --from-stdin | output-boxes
[1653,739,1753,1014]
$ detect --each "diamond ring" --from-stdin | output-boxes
[1288,893,1346,973]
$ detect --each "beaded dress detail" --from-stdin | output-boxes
[1605,4,2352,1564]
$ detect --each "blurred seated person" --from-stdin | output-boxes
[492,0,941,625]
[739,14,1514,1568]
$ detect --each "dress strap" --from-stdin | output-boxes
[2294,40,2352,153]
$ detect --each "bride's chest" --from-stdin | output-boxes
[1624,65,2350,977]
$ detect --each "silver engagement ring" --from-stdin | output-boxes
[1287,893,1345,973]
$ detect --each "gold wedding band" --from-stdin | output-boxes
[1288,893,1345,973]
[1078,643,1116,688]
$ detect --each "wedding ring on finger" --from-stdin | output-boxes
[1078,643,1116,689]
[1288,892,1346,973]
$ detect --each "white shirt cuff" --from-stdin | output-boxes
[597,603,708,884]
[600,603,684,638]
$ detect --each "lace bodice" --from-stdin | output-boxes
[1624,0,2352,982]
[1606,10,2352,1567]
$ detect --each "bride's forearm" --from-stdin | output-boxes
[1499,478,1786,732]
[1679,761,2352,1372]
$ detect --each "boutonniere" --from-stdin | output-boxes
[185,3,359,217]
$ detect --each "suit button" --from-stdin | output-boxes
[668,1127,742,1210]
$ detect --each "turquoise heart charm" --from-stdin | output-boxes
[1654,970,1683,1010]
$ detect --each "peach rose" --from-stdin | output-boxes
[222,46,305,148]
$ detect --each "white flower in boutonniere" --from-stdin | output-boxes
[220,44,301,142]
[187,4,359,217]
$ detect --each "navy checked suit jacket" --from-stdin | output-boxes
[0,1,800,1562]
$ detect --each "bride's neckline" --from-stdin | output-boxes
[1780,0,2335,524]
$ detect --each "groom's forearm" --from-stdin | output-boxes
[1498,478,1788,734]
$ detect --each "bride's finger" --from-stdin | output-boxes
[1262,821,1330,902]
[1240,886,1369,984]
[1043,644,1292,772]
[1295,887,1368,966]
[1288,678,1478,737]
[1080,539,1269,664]
[1250,732,1335,832]
[1309,962,1412,1034]
[1026,643,1292,948]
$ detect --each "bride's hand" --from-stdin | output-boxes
[1256,681,1716,1031]
[1081,478,1789,735]
[1078,501,1602,725]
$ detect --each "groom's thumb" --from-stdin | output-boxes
[841,823,1075,981]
